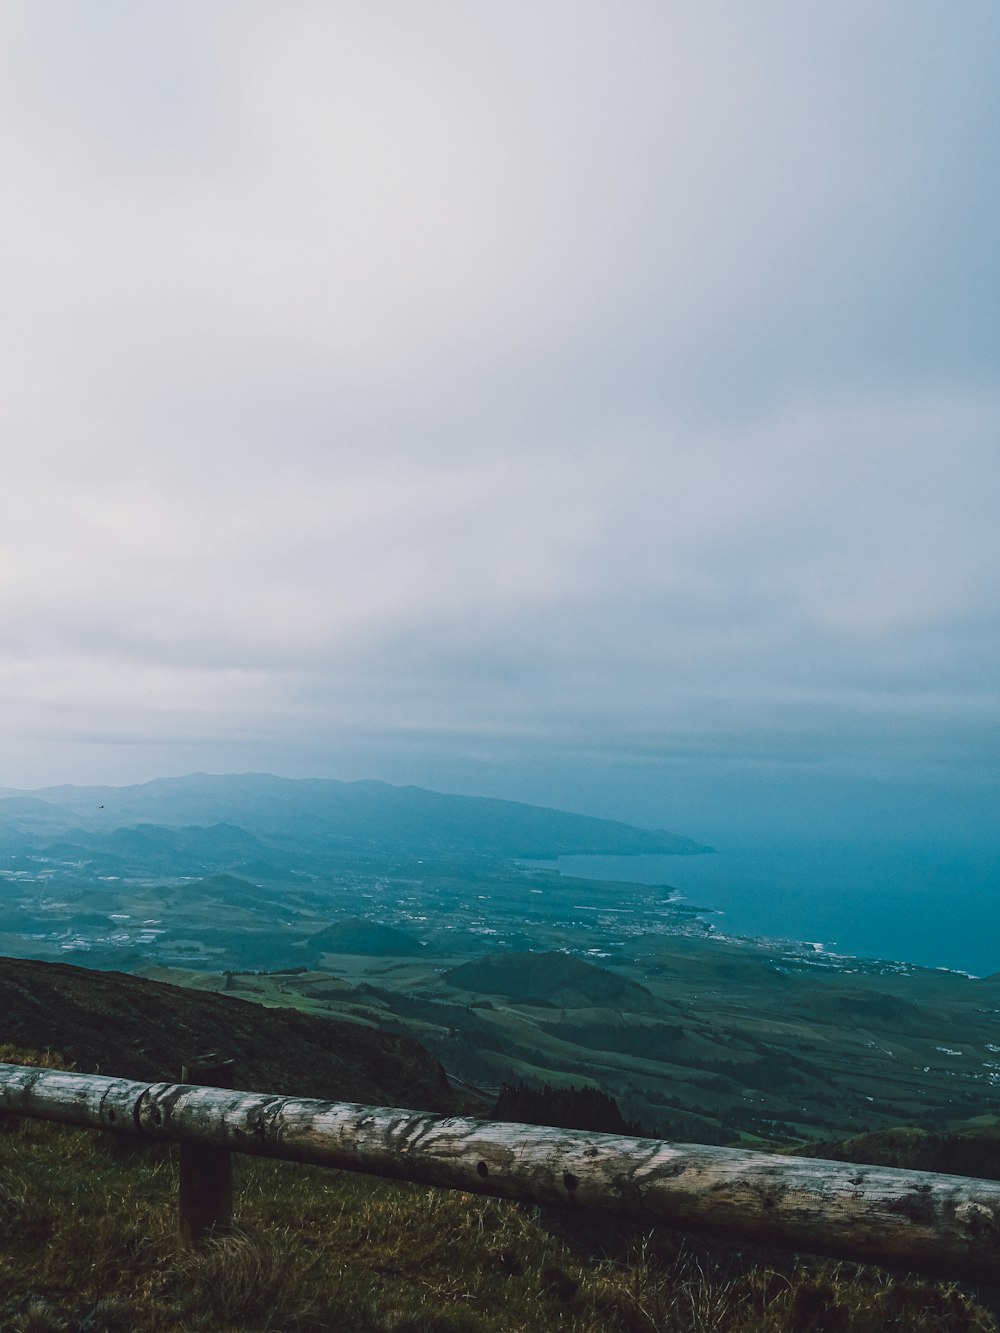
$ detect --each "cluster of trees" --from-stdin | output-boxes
[490,1083,648,1136]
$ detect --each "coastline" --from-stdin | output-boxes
[528,840,999,980]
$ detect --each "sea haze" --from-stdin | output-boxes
[542,833,1000,978]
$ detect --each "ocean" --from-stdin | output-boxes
[538,833,1000,978]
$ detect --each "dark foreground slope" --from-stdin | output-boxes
[0,955,456,1111]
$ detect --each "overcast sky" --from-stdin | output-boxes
[2,2,998,835]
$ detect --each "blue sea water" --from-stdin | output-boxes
[541,834,1000,978]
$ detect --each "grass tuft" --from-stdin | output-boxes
[167,1224,315,1328]
[7,1298,70,1333]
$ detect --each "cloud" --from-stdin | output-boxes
[0,2,997,799]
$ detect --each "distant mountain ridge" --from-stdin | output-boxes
[0,772,709,861]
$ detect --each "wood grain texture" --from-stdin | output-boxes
[2,1061,998,1282]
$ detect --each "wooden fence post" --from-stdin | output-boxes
[178,1053,234,1247]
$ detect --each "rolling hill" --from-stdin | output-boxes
[443,950,660,1011]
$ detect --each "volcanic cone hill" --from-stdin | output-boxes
[443,950,659,1012]
[0,956,456,1111]
[308,918,424,956]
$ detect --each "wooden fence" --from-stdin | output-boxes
[2,1058,999,1283]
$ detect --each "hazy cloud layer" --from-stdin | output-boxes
[2,3,998,820]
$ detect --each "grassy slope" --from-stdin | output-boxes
[4,953,1000,1328]
[0,1050,997,1332]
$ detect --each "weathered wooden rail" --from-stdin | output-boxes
[2,1059,999,1283]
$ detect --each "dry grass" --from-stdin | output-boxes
[0,1052,997,1331]
[0,1047,70,1070]
[590,1239,996,1332]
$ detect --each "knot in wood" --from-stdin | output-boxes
[955,1201,998,1238]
